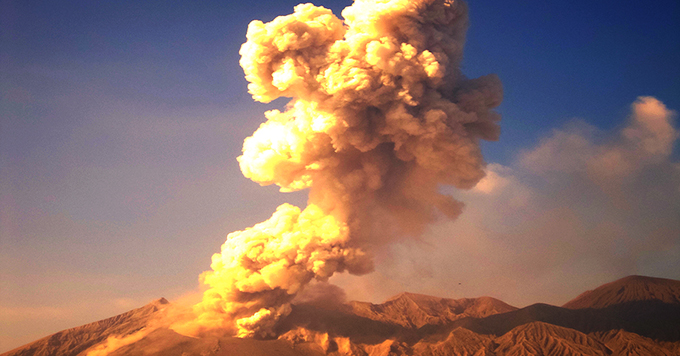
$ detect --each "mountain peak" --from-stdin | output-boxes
[384,292,440,304]
[563,275,680,309]
[494,321,611,356]
[350,292,516,329]
[2,297,167,356]
[152,297,169,306]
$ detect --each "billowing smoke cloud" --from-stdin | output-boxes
[174,0,501,338]
[336,96,679,307]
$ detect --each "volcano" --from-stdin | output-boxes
[3,275,680,356]
[562,275,680,309]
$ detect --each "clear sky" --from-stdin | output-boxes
[1,0,679,351]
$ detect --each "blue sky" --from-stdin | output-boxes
[1,0,679,351]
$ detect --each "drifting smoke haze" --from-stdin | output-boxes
[337,96,680,306]
[170,0,503,338]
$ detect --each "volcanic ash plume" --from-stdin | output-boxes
[179,0,502,338]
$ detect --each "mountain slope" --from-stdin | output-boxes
[563,275,680,309]
[2,298,168,356]
[108,328,322,356]
[349,293,517,328]
[493,321,610,356]
[5,275,680,356]
[456,298,680,342]
[594,329,677,356]
[412,327,493,356]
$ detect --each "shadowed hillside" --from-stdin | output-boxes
[563,275,680,309]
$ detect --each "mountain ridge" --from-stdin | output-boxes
[4,275,680,356]
[2,298,169,356]
[562,275,680,309]
[349,292,517,329]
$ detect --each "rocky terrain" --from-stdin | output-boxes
[3,275,680,356]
